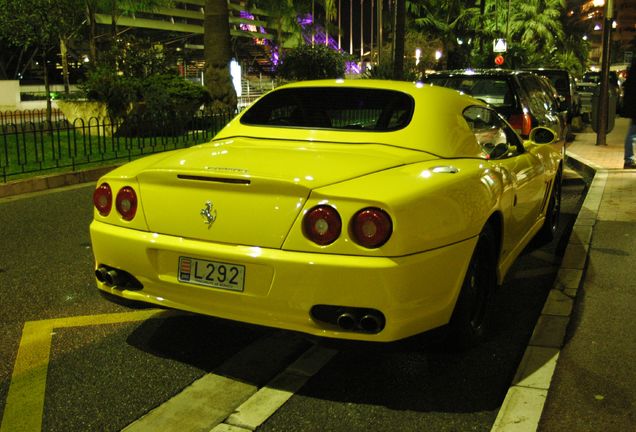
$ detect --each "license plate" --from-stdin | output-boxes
[178,256,245,292]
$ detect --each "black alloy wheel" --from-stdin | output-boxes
[538,168,562,242]
[447,224,497,350]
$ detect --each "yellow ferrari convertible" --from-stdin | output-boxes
[90,79,563,347]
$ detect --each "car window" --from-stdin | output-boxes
[463,105,523,159]
[240,87,414,131]
[518,75,551,115]
[426,76,515,108]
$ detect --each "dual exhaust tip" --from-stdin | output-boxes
[310,305,386,334]
[95,265,143,290]
[336,311,385,333]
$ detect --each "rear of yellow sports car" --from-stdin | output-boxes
[90,80,512,342]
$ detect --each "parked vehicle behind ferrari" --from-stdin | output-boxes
[90,79,563,349]
[422,69,566,143]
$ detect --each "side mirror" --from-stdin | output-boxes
[529,127,559,145]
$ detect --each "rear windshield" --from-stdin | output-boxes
[240,87,414,131]
[425,76,514,108]
[527,70,569,92]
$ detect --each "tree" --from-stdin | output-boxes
[276,43,346,80]
[507,0,565,64]
[204,0,237,112]
[84,0,174,64]
[414,0,481,69]
[0,0,85,120]
[393,0,407,79]
[248,0,299,57]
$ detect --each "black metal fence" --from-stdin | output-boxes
[1,109,236,183]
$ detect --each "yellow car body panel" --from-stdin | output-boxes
[90,219,477,342]
[90,79,563,342]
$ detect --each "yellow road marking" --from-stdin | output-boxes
[1,309,178,432]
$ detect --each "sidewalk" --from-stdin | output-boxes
[492,117,636,431]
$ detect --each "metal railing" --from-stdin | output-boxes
[0,109,66,126]
[1,110,235,183]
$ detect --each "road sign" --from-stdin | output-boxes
[493,38,507,53]
[495,55,505,66]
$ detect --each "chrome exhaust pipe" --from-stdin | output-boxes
[96,266,124,287]
[95,267,110,284]
[104,269,122,286]
[336,312,357,330]
[359,314,382,332]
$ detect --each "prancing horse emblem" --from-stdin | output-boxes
[200,201,217,228]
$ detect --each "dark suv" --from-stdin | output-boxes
[524,68,581,124]
[422,69,566,140]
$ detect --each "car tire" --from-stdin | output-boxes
[538,168,562,243]
[447,224,497,350]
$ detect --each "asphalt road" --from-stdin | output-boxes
[0,171,588,432]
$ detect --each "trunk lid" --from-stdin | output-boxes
[137,137,432,248]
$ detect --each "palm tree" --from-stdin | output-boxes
[507,0,565,61]
[415,0,481,69]
[204,0,237,111]
[248,0,299,56]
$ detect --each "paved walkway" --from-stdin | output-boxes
[492,117,636,431]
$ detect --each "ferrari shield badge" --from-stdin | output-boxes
[200,201,217,228]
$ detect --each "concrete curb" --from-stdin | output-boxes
[490,150,603,432]
[0,166,118,199]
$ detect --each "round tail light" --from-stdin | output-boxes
[116,186,138,221]
[351,208,392,248]
[93,183,112,216]
[303,205,342,245]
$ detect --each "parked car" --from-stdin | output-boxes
[535,74,571,137]
[524,68,581,124]
[422,69,566,142]
[576,81,597,123]
[581,70,624,113]
[90,79,563,348]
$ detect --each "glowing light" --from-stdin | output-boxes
[435,50,443,60]
[230,59,242,97]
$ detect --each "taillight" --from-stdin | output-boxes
[508,112,532,137]
[93,183,112,216]
[351,208,392,248]
[303,205,342,245]
[116,186,138,221]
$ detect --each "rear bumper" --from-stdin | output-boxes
[90,220,477,342]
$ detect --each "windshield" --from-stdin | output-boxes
[240,87,414,131]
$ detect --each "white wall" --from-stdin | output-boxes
[0,80,20,110]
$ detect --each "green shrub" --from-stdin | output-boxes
[80,67,139,119]
[276,44,347,81]
[139,74,209,119]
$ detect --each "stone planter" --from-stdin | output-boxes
[57,100,118,136]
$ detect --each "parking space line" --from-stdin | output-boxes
[218,345,337,431]
[0,309,175,432]
[122,332,315,432]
